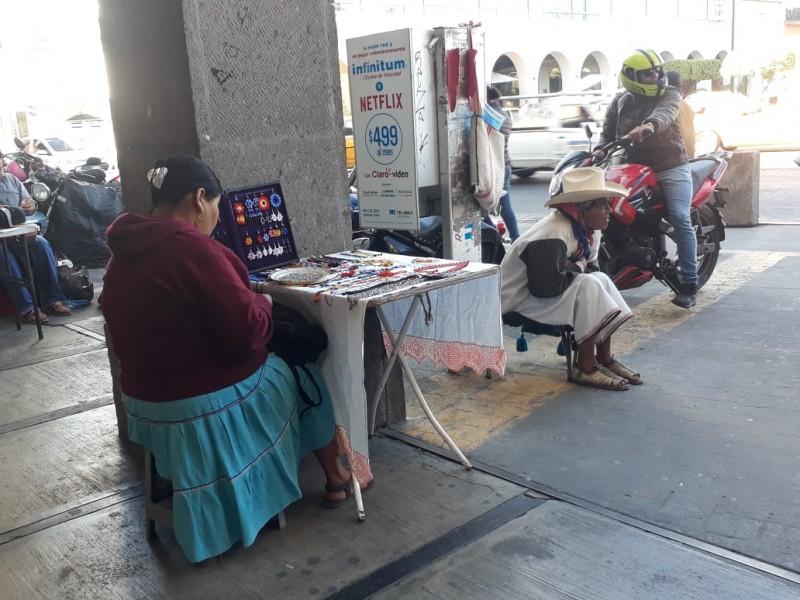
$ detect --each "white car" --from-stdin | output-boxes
[685,91,800,155]
[20,136,90,172]
[508,100,605,177]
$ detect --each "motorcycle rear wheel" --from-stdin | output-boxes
[694,205,721,289]
[666,204,721,291]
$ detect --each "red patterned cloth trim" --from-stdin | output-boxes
[334,426,374,488]
[382,333,507,377]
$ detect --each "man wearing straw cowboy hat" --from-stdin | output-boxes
[500,167,642,391]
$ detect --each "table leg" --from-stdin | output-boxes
[351,474,366,523]
[368,295,421,435]
[18,238,43,340]
[376,304,472,470]
[1,237,43,339]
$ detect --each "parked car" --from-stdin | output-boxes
[686,91,800,155]
[507,98,605,177]
[19,136,89,172]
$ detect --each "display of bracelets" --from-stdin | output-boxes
[343,275,429,306]
[413,260,469,277]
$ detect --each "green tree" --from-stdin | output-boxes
[662,59,722,94]
[760,52,796,85]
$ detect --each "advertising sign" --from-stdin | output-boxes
[347,29,436,230]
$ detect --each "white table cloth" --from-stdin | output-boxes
[253,252,506,484]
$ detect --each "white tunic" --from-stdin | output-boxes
[500,211,632,344]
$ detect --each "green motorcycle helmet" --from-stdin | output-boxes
[620,49,667,97]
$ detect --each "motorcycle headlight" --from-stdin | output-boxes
[31,182,51,201]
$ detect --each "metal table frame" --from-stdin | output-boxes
[364,265,502,470]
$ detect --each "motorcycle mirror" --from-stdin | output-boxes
[584,123,594,153]
[13,137,24,150]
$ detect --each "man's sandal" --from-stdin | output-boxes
[45,301,72,316]
[600,357,643,385]
[571,367,629,391]
[22,309,49,325]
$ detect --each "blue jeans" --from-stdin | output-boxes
[25,211,49,232]
[656,164,697,286]
[0,235,66,314]
[483,166,520,241]
[499,166,520,241]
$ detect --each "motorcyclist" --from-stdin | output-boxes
[595,49,697,308]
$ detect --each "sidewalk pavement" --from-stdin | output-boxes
[2,167,800,599]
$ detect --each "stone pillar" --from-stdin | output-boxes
[97,1,406,434]
[717,150,760,227]
[98,0,350,256]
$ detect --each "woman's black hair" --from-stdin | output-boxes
[149,154,223,207]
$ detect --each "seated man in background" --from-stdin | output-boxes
[0,158,71,324]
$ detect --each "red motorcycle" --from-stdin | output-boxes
[549,135,730,293]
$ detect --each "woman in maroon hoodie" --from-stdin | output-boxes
[103,155,352,563]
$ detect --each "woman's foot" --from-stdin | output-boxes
[45,301,71,316]
[322,478,353,508]
[318,449,353,508]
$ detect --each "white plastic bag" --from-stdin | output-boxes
[470,103,506,211]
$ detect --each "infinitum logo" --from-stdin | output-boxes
[351,59,406,75]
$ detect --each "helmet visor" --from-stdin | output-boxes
[636,66,664,83]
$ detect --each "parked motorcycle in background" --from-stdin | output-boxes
[348,168,506,265]
[548,127,730,293]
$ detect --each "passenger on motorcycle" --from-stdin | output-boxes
[596,49,698,309]
[500,167,643,391]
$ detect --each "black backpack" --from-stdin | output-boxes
[57,264,94,301]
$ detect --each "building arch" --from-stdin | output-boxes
[688,50,704,59]
[537,51,570,94]
[490,52,525,98]
[661,51,675,62]
[579,51,613,91]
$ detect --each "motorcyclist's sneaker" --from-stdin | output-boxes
[672,283,697,309]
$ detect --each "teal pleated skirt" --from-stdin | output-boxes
[124,357,335,563]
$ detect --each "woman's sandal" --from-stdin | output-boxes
[571,367,629,391]
[321,477,373,509]
[601,357,643,385]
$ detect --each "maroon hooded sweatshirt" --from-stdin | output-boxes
[103,213,273,402]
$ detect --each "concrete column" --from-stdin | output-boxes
[717,150,760,227]
[98,0,350,256]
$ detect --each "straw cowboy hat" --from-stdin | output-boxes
[545,167,628,207]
